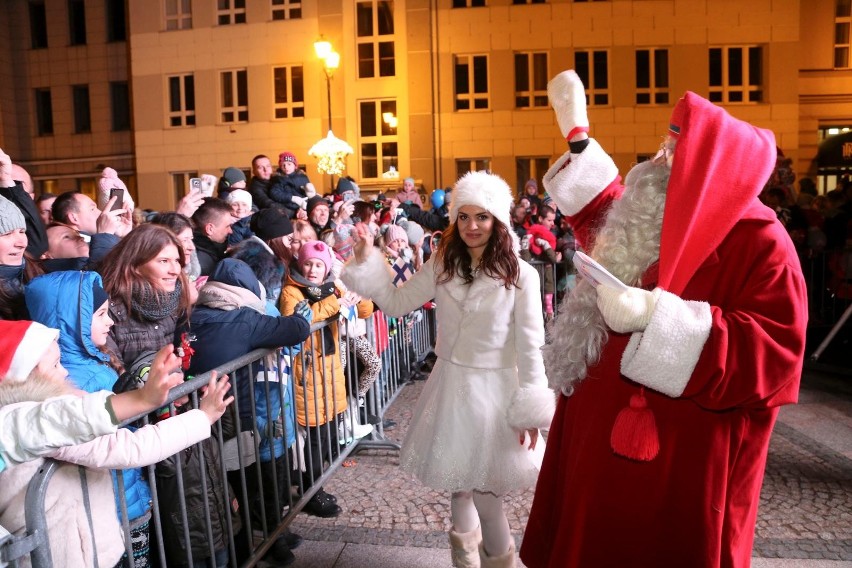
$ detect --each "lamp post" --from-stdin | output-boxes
[314,37,340,134]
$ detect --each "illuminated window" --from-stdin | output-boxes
[835,0,851,68]
[359,99,398,179]
[709,46,762,103]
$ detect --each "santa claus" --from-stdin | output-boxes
[520,71,808,567]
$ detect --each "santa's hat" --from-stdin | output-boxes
[0,320,59,384]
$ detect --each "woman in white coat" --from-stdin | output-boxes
[342,171,555,568]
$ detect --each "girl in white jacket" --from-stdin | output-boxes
[0,320,233,567]
[342,171,556,568]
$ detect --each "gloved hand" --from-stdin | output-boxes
[200,174,218,197]
[294,299,313,323]
[521,234,532,251]
[292,195,308,210]
[547,70,589,142]
[304,182,317,198]
[535,238,551,251]
[596,285,660,334]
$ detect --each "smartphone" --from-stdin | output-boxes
[189,177,202,195]
[109,188,124,211]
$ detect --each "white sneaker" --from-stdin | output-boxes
[352,423,373,440]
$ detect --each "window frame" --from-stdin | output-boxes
[171,171,199,208]
[35,88,54,136]
[29,1,48,49]
[358,99,399,180]
[110,81,131,132]
[356,0,396,79]
[454,54,490,111]
[708,45,763,104]
[164,0,192,30]
[167,74,196,128]
[456,158,492,179]
[514,52,549,109]
[220,69,249,124]
[835,0,851,68]
[634,48,670,106]
[106,0,127,42]
[271,0,302,20]
[68,0,87,46]
[217,0,247,26]
[453,0,486,6]
[574,49,609,106]
[72,84,91,134]
[272,65,305,120]
[515,157,549,196]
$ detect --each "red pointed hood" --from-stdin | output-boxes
[659,92,777,295]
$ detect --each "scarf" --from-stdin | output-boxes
[0,262,25,283]
[131,279,183,322]
[289,270,337,353]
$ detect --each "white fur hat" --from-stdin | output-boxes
[449,171,514,229]
[226,189,252,208]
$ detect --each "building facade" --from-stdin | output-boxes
[0,0,849,210]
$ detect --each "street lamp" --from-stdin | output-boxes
[314,37,340,133]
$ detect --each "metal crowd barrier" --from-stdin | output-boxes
[2,307,435,568]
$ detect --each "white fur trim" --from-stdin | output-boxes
[449,171,514,229]
[506,385,556,431]
[620,289,712,397]
[6,324,58,383]
[340,250,394,300]
[542,139,619,217]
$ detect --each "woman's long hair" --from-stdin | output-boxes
[100,224,191,317]
[436,217,519,289]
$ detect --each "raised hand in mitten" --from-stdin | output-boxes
[535,238,551,251]
[292,195,308,210]
[547,70,589,142]
[596,285,661,334]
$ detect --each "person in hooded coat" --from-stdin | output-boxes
[519,71,808,568]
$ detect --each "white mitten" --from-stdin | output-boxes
[535,238,551,251]
[596,285,660,333]
[292,195,308,209]
[304,182,317,198]
[547,70,590,142]
[200,174,218,197]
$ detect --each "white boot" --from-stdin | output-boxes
[479,541,516,568]
[339,403,374,445]
[449,525,482,568]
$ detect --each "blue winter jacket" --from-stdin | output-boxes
[185,259,311,433]
[25,270,153,522]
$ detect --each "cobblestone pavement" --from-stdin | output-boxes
[290,369,852,565]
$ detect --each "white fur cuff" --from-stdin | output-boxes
[542,139,619,217]
[507,386,557,431]
[620,289,712,398]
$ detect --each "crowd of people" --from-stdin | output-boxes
[0,64,825,568]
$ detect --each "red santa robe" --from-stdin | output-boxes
[520,93,808,568]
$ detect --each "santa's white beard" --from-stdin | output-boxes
[544,160,670,395]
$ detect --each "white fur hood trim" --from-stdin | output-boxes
[542,139,619,217]
[507,385,556,431]
[620,289,712,397]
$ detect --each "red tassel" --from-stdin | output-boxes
[610,388,659,461]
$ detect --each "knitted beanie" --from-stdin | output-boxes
[404,221,425,247]
[0,194,26,235]
[298,240,334,277]
[279,152,298,166]
[221,167,246,187]
[385,223,408,245]
[449,171,513,229]
[332,225,355,261]
[0,320,59,383]
[226,189,252,208]
[250,208,293,241]
[306,196,329,217]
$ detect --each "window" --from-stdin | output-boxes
[164,0,192,30]
[513,0,545,3]
[516,157,549,195]
[515,52,548,108]
[454,55,489,111]
[106,0,127,42]
[171,171,199,207]
[35,88,53,136]
[168,74,196,127]
[359,99,398,179]
[272,0,301,20]
[835,0,851,68]
[635,48,669,105]
[708,46,762,103]
[68,0,87,45]
[456,159,491,179]
[356,1,395,78]
[574,50,609,105]
[73,85,91,134]
[453,0,486,6]
[218,0,246,25]
[111,81,131,131]
[30,2,48,49]
[273,66,305,119]
[220,69,249,123]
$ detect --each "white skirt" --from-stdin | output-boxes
[399,358,545,494]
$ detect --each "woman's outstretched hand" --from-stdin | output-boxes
[199,371,234,424]
[520,428,539,451]
[352,222,373,264]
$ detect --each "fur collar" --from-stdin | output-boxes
[443,270,503,314]
[197,281,266,314]
[0,376,78,406]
